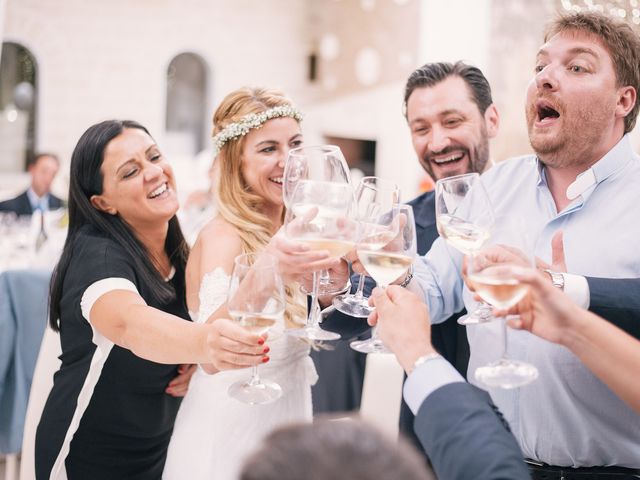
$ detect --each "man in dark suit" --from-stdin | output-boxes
[0,153,62,216]
[314,61,500,447]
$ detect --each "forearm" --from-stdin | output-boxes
[103,303,210,365]
[563,310,640,413]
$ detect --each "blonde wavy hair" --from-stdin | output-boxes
[213,87,305,328]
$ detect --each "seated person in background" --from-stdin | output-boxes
[239,417,434,480]
[0,153,63,215]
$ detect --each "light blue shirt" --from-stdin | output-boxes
[413,135,640,468]
[26,188,50,212]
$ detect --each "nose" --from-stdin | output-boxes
[278,149,288,168]
[143,160,163,181]
[428,125,451,154]
[535,64,559,92]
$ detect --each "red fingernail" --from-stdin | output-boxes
[263,346,270,354]
[262,356,270,363]
[258,338,265,345]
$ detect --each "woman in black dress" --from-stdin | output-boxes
[35,120,269,479]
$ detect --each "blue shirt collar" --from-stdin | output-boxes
[26,187,49,211]
[535,134,634,200]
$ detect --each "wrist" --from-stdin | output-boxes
[401,345,437,374]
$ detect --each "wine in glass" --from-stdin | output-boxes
[468,217,539,389]
[284,180,357,341]
[333,176,400,317]
[435,172,495,325]
[283,145,352,296]
[227,253,286,404]
[351,204,417,354]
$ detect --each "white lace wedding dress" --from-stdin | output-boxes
[163,268,317,480]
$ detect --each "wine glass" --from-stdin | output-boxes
[468,217,539,389]
[435,172,495,325]
[283,145,352,296]
[284,180,357,340]
[333,176,400,317]
[227,253,286,404]
[351,204,417,354]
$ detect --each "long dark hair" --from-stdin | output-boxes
[49,120,189,330]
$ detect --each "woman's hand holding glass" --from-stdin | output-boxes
[226,253,286,405]
[466,217,539,389]
[283,180,357,341]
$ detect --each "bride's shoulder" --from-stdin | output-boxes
[190,216,242,275]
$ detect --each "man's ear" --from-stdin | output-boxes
[484,103,500,139]
[616,85,636,119]
[90,195,117,215]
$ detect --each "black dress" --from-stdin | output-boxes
[35,226,190,479]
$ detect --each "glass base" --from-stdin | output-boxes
[350,338,391,354]
[332,294,374,318]
[458,303,494,325]
[301,281,347,297]
[286,325,341,341]
[474,359,539,389]
[228,378,283,405]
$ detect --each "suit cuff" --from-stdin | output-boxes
[403,357,464,414]
[563,273,590,309]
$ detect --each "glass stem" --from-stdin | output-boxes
[353,274,366,299]
[248,365,261,386]
[369,284,386,341]
[307,271,320,328]
[501,317,508,361]
[319,268,330,286]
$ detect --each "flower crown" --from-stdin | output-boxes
[212,105,303,155]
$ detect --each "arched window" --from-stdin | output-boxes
[0,41,37,172]
[165,52,208,156]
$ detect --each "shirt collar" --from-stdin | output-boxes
[26,187,49,210]
[535,134,634,200]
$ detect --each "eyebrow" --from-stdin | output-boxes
[254,133,302,148]
[537,46,600,59]
[409,109,464,125]
[115,145,157,174]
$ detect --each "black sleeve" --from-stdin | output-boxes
[586,277,640,339]
[414,382,531,480]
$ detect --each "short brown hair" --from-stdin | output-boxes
[545,11,640,133]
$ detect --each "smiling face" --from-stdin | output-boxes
[240,117,303,213]
[526,30,629,169]
[90,128,178,235]
[407,75,498,181]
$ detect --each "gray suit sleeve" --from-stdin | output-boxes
[414,382,530,480]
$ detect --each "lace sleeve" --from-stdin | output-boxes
[195,267,230,324]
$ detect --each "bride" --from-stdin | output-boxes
[163,87,338,479]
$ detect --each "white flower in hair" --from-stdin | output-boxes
[212,105,303,155]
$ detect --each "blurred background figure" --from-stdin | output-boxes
[239,417,434,480]
[0,153,62,216]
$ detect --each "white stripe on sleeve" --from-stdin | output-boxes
[80,277,141,323]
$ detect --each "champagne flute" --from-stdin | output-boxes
[435,172,495,325]
[284,180,357,340]
[468,217,539,389]
[351,204,417,354]
[283,145,352,296]
[227,253,286,404]
[333,176,400,317]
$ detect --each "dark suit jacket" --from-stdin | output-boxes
[415,382,530,480]
[586,277,640,339]
[0,190,63,216]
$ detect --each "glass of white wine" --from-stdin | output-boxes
[350,204,417,354]
[227,253,286,405]
[283,145,352,296]
[333,176,400,317]
[468,217,539,389]
[284,180,357,341]
[435,172,495,325]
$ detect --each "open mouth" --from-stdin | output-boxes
[269,176,283,185]
[536,101,560,123]
[432,151,465,165]
[148,183,168,199]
